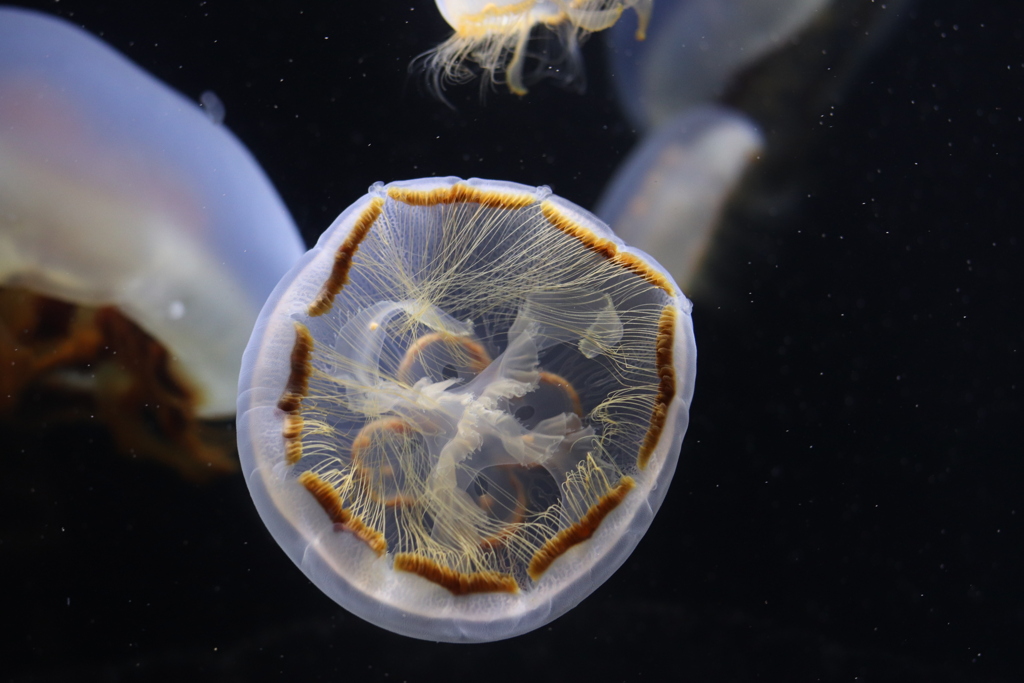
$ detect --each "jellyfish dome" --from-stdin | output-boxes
[237,177,696,642]
[606,0,830,130]
[422,0,652,96]
[596,106,765,290]
[0,7,304,477]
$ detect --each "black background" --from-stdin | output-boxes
[3,1,1022,681]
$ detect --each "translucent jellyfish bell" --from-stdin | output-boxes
[606,0,830,129]
[238,177,696,642]
[0,8,305,475]
[422,0,653,96]
[596,106,765,289]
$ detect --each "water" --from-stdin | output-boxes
[4,0,1021,680]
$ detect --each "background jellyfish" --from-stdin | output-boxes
[596,0,830,291]
[237,177,696,642]
[605,0,830,131]
[595,106,764,290]
[420,0,652,96]
[0,8,305,478]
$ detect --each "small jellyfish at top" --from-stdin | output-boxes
[0,8,306,479]
[596,106,764,290]
[606,0,830,130]
[420,0,653,96]
[237,177,696,642]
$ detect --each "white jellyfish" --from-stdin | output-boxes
[0,8,305,477]
[597,1,826,289]
[596,106,765,289]
[237,177,696,642]
[606,0,830,130]
[421,0,653,96]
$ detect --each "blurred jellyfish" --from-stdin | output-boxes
[0,8,305,478]
[606,0,830,130]
[420,0,652,96]
[596,106,764,289]
[237,177,696,641]
[598,0,831,293]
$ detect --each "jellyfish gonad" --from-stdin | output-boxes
[0,8,305,479]
[237,177,696,642]
[420,0,653,96]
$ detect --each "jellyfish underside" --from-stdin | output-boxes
[0,8,304,479]
[424,0,653,96]
[606,0,830,129]
[240,178,695,641]
[299,288,635,586]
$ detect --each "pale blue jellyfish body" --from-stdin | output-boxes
[0,7,305,417]
[596,106,764,289]
[606,0,829,131]
[596,0,828,286]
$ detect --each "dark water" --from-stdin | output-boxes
[4,0,1022,681]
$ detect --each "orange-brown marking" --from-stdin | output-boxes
[298,471,387,556]
[282,413,305,465]
[477,465,529,550]
[456,0,540,31]
[450,0,603,38]
[527,476,636,581]
[387,183,535,211]
[0,287,236,481]
[539,201,676,296]
[393,554,518,595]
[351,417,419,507]
[538,371,583,418]
[277,322,314,414]
[638,306,677,469]
[308,197,383,317]
[396,332,492,384]
[351,417,414,452]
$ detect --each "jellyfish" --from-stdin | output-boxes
[420,0,653,96]
[606,0,830,130]
[0,8,305,478]
[598,1,828,293]
[596,106,764,289]
[237,177,696,642]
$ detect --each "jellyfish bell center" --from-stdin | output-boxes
[436,0,563,33]
[348,295,597,539]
